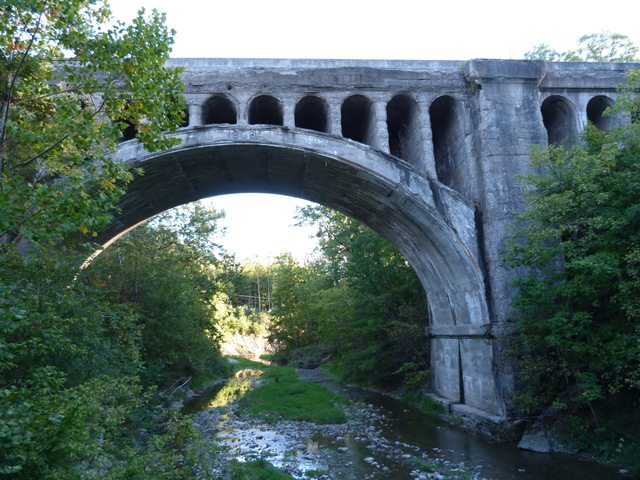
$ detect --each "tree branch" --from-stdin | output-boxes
[12,84,85,106]
[0,203,45,242]
[9,90,111,173]
[0,11,43,178]
[9,133,70,171]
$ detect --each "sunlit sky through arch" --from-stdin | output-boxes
[108,0,639,263]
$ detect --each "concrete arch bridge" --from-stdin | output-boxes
[101,58,638,421]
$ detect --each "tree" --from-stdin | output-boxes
[525,32,638,62]
[506,69,640,465]
[0,232,217,479]
[524,43,566,62]
[0,0,185,248]
[266,207,430,389]
[0,3,213,477]
[303,207,429,388]
[84,203,230,385]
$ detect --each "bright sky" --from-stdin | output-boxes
[211,194,318,263]
[108,0,639,262]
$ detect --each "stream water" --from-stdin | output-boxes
[185,369,624,479]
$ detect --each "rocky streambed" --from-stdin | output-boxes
[186,368,623,480]
[192,393,483,479]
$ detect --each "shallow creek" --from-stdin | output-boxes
[185,369,621,479]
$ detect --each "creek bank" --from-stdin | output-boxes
[312,368,634,476]
[302,368,511,443]
[193,400,484,479]
[515,418,637,477]
[185,363,625,479]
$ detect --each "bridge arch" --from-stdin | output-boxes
[105,125,502,417]
[295,95,329,133]
[429,95,468,195]
[341,94,376,147]
[386,93,423,166]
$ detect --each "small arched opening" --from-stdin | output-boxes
[386,94,423,165]
[341,95,375,147]
[429,95,467,193]
[202,94,237,125]
[248,95,283,126]
[541,96,579,146]
[119,120,136,142]
[295,96,329,133]
[587,95,615,131]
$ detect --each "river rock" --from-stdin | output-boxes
[518,431,551,453]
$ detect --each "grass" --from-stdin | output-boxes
[229,356,268,371]
[227,360,347,424]
[259,353,278,362]
[411,457,436,473]
[303,469,328,478]
[400,391,446,416]
[191,372,224,390]
[230,459,331,479]
[323,361,445,419]
[319,361,342,381]
[230,459,295,479]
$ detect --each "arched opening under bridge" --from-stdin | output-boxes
[102,125,503,418]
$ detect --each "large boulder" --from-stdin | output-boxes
[518,431,552,453]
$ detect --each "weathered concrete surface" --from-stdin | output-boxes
[101,58,639,420]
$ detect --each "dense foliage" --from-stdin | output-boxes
[267,207,430,390]
[85,203,230,386]
[0,2,226,477]
[506,70,640,465]
[230,459,295,480]
[0,224,226,478]
[0,0,184,249]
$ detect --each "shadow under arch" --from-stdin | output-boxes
[541,95,579,146]
[103,125,502,417]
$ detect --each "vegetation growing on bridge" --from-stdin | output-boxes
[507,60,640,468]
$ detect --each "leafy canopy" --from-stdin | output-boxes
[0,0,185,247]
[0,2,223,477]
[85,202,231,386]
[525,32,639,62]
